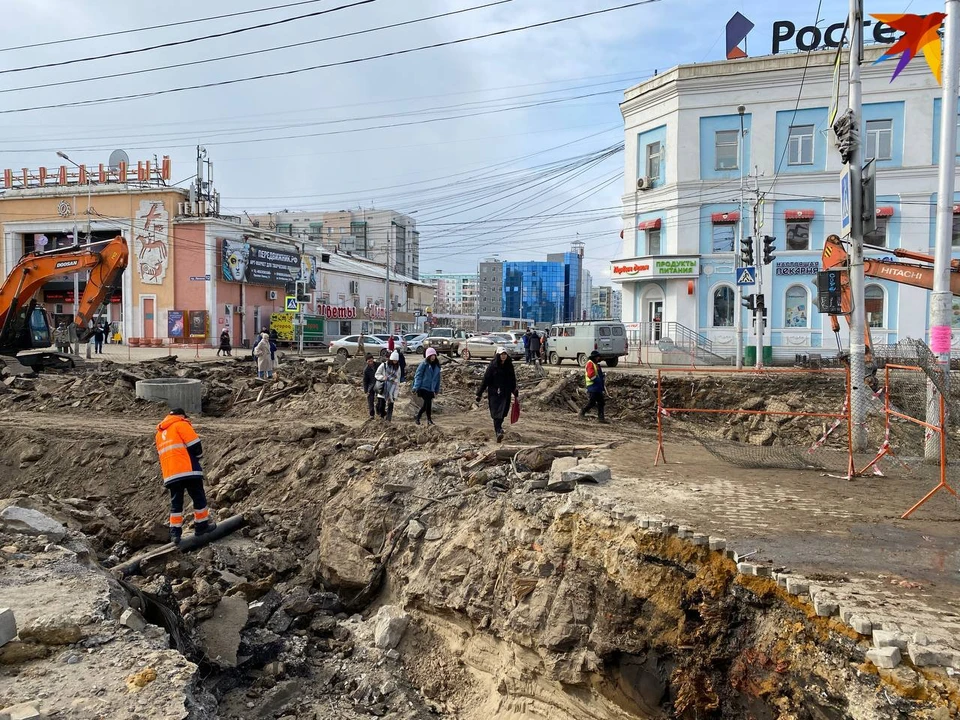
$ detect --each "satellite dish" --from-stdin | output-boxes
[108,149,129,170]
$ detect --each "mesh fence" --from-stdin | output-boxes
[655,369,853,472]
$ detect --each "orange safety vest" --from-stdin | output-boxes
[155,414,203,486]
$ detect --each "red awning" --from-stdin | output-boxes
[953,204,960,214]
[876,206,895,218]
[711,211,740,223]
[784,209,815,221]
[637,218,662,231]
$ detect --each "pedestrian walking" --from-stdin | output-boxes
[580,350,609,423]
[53,323,67,353]
[362,353,377,418]
[529,330,542,364]
[92,324,105,354]
[476,346,518,443]
[413,347,441,425]
[217,329,232,357]
[523,329,532,364]
[375,351,402,421]
[155,408,215,545]
[254,331,274,379]
[397,346,407,382]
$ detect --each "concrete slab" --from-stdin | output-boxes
[197,595,248,668]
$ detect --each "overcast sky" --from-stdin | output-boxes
[0,0,929,282]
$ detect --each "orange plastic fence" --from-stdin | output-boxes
[654,367,854,477]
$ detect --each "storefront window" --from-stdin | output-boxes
[713,286,735,327]
[784,286,808,327]
[865,285,884,328]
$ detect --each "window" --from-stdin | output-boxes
[715,130,739,170]
[865,119,893,161]
[612,326,624,336]
[645,141,662,181]
[647,228,662,255]
[784,286,809,328]
[865,285,884,328]
[785,220,810,251]
[599,326,611,336]
[952,214,960,247]
[865,216,888,246]
[787,125,814,165]
[712,286,735,327]
[712,223,735,253]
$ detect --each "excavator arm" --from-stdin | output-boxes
[0,237,128,358]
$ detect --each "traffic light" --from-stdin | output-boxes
[740,236,754,266]
[742,294,756,312]
[762,236,776,265]
[755,293,765,311]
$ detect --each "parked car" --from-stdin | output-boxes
[496,331,526,357]
[547,321,628,367]
[373,334,408,353]
[404,333,428,353]
[420,327,469,356]
[328,335,389,359]
[460,334,523,361]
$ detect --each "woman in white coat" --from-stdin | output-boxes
[254,331,274,379]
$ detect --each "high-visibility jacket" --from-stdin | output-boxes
[155,414,203,486]
[584,359,605,393]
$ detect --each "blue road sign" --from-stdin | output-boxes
[285,295,299,312]
[840,163,852,236]
[736,266,757,286]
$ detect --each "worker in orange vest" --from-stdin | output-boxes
[155,408,215,545]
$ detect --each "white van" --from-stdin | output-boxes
[547,321,628,367]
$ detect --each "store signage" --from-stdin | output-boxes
[776,262,819,276]
[364,305,386,320]
[772,17,896,54]
[44,290,121,303]
[318,304,358,320]
[220,238,300,286]
[611,257,699,279]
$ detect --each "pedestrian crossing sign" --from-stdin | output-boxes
[284,295,299,312]
[736,266,756,286]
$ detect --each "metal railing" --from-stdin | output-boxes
[626,321,731,366]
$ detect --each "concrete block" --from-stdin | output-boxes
[813,593,839,618]
[548,457,578,487]
[560,463,611,485]
[664,523,679,535]
[639,518,651,529]
[785,577,809,595]
[691,533,709,547]
[708,537,726,552]
[736,563,757,576]
[912,631,930,646]
[907,643,959,668]
[0,702,45,720]
[135,377,203,415]
[0,507,65,542]
[120,608,147,632]
[647,520,662,533]
[754,565,772,578]
[850,616,873,636]
[677,526,693,539]
[866,646,901,669]
[872,630,908,651]
[724,549,737,561]
[774,574,789,589]
[0,609,16,648]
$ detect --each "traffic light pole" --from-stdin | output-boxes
[754,199,764,368]
[736,106,746,370]
[847,0,868,451]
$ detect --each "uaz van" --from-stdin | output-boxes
[547,320,628,367]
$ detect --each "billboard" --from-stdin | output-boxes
[168,311,184,338]
[221,238,301,285]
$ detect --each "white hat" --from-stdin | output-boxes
[496,346,507,355]
[390,351,400,361]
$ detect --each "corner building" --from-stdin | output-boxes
[613,46,956,360]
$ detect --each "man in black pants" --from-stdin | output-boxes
[155,408,215,545]
[362,354,377,418]
[580,350,609,423]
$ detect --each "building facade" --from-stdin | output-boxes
[591,285,622,320]
[477,260,504,331]
[419,271,477,316]
[247,208,421,280]
[612,46,956,359]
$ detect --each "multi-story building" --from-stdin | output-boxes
[580,269,593,321]
[419,271,477,316]
[247,208,420,280]
[477,260,504,331]
[612,44,953,360]
[591,285,622,320]
[504,251,582,326]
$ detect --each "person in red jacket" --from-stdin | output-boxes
[155,408,215,545]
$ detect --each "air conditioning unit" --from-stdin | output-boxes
[349,280,360,295]
[267,290,278,300]
[637,177,654,191]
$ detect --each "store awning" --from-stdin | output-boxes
[784,209,815,221]
[710,211,740,223]
[876,206,895,218]
[637,218,662,230]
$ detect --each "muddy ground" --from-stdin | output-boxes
[0,355,957,719]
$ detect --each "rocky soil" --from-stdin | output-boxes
[0,357,956,719]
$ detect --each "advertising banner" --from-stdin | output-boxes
[221,239,301,285]
[221,239,250,282]
[168,311,184,338]
[300,254,318,290]
[188,310,208,338]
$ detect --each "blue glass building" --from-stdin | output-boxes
[502,254,581,324]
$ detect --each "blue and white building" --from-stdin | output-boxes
[612,45,956,360]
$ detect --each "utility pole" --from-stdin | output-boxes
[928,0,960,456]
[753,179,764,368]
[736,105,746,369]
[385,231,391,337]
[847,0,868,451]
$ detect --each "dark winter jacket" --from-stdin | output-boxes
[362,364,377,393]
[477,356,518,420]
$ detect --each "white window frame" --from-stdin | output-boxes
[715,130,740,170]
[711,284,736,328]
[865,284,886,329]
[647,227,662,255]
[787,125,815,166]
[784,285,810,328]
[645,141,662,181]
[865,119,893,161]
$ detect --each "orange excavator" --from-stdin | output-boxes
[0,236,129,373]
[821,234,960,387]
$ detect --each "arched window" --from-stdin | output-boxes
[713,285,735,327]
[865,285,885,328]
[784,285,809,328]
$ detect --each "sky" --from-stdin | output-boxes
[0,0,933,283]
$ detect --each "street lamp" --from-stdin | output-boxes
[57,151,93,357]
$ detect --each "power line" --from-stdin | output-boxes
[0,0,664,116]
[0,0,512,95]
[0,0,380,76]
[0,0,331,53]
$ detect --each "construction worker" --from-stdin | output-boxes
[155,408,215,545]
[580,350,609,424]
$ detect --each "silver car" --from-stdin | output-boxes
[328,335,389,359]
[461,334,524,361]
[404,333,428,353]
